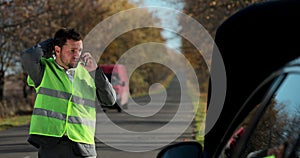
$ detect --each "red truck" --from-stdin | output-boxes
[99,64,129,112]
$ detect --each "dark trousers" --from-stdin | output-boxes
[38,136,97,158]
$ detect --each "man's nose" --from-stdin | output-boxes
[74,50,81,58]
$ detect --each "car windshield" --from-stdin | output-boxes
[221,72,300,158]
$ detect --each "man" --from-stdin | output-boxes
[21,28,116,158]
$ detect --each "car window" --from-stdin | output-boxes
[221,73,300,158]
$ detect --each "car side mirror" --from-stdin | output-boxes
[156,141,203,158]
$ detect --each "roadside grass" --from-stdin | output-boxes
[186,81,207,147]
[194,96,206,145]
[0,115,31,132]
[0,74,34,132]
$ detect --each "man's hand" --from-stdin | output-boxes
[80,52,97,72]
[39,38,54,58]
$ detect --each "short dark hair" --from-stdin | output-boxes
[54,28,82,48]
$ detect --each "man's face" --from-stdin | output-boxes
[55,39,83,69]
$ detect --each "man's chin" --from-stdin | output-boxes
[71,62,80,68]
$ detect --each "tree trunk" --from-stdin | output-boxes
[0,70,4,101]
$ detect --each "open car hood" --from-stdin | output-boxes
[205,0,300,156]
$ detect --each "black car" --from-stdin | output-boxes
[157,58,300,158]
[157,0,300,158]
[215,57,300,158]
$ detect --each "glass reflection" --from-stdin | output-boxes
[244,74,300,158]
[223,73,300,158]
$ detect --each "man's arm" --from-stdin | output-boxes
[94,67,116,106]
[81,52,116,106]
[21,39,53,87]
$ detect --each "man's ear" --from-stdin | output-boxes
[54,45,61,55]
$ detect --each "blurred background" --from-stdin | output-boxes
[0,0,266,132]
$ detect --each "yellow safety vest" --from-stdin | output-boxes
[28,57,97,145]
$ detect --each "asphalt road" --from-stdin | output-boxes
[0,76,196,158]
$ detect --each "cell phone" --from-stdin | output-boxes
[80,56,87,66]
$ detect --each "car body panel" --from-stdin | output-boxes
[205,1,300,156]
[99,64,129,112]
[216,61,300,158]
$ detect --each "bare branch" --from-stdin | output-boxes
[0,0,13,6]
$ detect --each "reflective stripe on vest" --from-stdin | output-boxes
[32,108,96,128]
[29,57,97,145]
[38,87,96,108]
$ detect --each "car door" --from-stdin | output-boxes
[216,59,300,158]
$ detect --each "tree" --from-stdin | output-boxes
[1,0,168,101]
[100,26,168,94]
[178,0,267,94]
[0,0,49,100]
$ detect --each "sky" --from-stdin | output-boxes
[132,0,184,51]
[275,74,300,116]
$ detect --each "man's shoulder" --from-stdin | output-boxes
[41,57,55,63]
